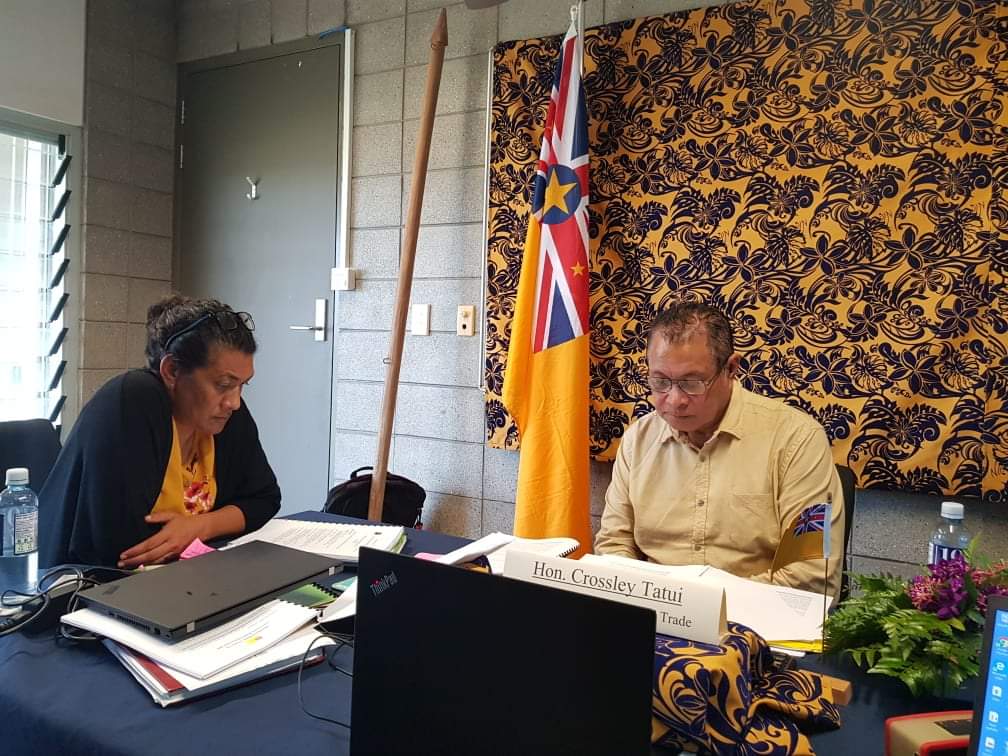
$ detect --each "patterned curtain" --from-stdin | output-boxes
[485,0,1007,501]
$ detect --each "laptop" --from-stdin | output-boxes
[350,548,656,756]
[78,540,342,639]
[969,594,1008,755]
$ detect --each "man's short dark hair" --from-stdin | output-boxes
[647,302,735,367]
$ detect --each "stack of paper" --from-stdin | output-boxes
[105,626,336,706]
[228,519,406,563]
[583,554,831,645]
[62,597,324,703]
[424,531,580,574]
[319,532,581,625]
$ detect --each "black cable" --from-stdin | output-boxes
[58,573,113,642]
[297,630,354,727]
[2,565,78,607]
[0,566,83,636]
[1,565,132,638]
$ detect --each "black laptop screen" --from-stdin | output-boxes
[350,548,656,756]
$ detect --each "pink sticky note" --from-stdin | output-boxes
[414,552,443,561]
[180,538,216,559]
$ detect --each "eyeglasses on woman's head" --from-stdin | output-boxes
[163,310,254,352]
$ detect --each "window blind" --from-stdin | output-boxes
[0,126,70,423]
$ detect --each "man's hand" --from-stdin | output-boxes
[118,512,208,568]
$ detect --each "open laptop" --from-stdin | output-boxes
[969,594,1008,755]
[77,541,341,639]
[351,548,656,756]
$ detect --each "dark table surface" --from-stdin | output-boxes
[0,512,972,755]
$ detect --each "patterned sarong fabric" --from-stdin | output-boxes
[652,623,841,754]
[485,1,1007,501]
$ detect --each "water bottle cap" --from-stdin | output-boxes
[5,467,29,486]
[941,501,964,519]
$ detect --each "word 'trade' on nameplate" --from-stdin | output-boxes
[502,551,726,644]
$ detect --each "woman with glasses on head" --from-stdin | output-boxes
[40,294,281,568]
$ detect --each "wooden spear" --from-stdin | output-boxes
[368,9,448,521]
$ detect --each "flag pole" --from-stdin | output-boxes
[368,10,448,521]
[573,2,584,72]
[821,491,832,650]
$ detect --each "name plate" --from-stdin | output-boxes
[503,550,727,644]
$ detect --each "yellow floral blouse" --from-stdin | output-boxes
[150,420,217,516]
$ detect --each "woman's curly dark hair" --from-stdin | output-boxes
[145,294,256,373]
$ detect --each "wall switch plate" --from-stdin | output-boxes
[331,267,356,291]
[457,305,475,336]
[410,303,431,335]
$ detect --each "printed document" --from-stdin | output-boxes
[426,531,579,574]
[61,599,317,679]
[228,519,405,563]
[584,554,831,642]
[105,626,337,706]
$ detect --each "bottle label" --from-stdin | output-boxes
[13,510,36,555]
[928,542,963,565]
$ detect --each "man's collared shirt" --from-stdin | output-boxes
[595,382,844,596]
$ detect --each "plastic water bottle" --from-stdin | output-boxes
[0,468,39,595]
[927,501,971,565]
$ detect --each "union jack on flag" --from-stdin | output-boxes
[793,503,828,536]
[528,20,590,353]
[772,500,832,576]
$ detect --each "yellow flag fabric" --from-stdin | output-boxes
[501,20,593,557]
[770,502,831,575]
[502,222,593,556]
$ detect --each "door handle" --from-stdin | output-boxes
[289,298,327,342]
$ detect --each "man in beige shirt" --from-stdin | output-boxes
[595,302,844,596]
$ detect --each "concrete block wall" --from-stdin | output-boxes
[80,0,177,405]
[849,490,1008,581]
[174,0,681,542]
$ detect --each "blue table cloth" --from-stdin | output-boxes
[0,513,971,755]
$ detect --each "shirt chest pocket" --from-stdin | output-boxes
[730,492,775,523]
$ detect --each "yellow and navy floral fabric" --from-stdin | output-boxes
[652,622,841,754]
[485,1,1007,500]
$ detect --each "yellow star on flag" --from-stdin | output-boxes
[571,261,585,276]
[542,170,576,215]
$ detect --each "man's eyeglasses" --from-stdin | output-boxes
[647,362,725,396]
[164,310,254,352]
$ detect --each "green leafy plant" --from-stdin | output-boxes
[824,552,1007,697]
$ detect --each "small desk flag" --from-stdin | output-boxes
[771,502,832,575]
[501,15,592,557]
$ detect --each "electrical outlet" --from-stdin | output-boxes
[457,305,475,336]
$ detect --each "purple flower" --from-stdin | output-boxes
[907,553,982,620]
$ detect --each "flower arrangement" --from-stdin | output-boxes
[824,550,1008,697]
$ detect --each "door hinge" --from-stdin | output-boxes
[179,143,184,169]
[180,99,185,126]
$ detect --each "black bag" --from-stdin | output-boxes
[324,466,425,528]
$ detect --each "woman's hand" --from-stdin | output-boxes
[118,512,208,568]
[118,505,247,568]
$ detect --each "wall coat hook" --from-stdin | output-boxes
[245,176,259,200]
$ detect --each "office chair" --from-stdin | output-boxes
[0,419,61,494]
[835,464,856,601]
